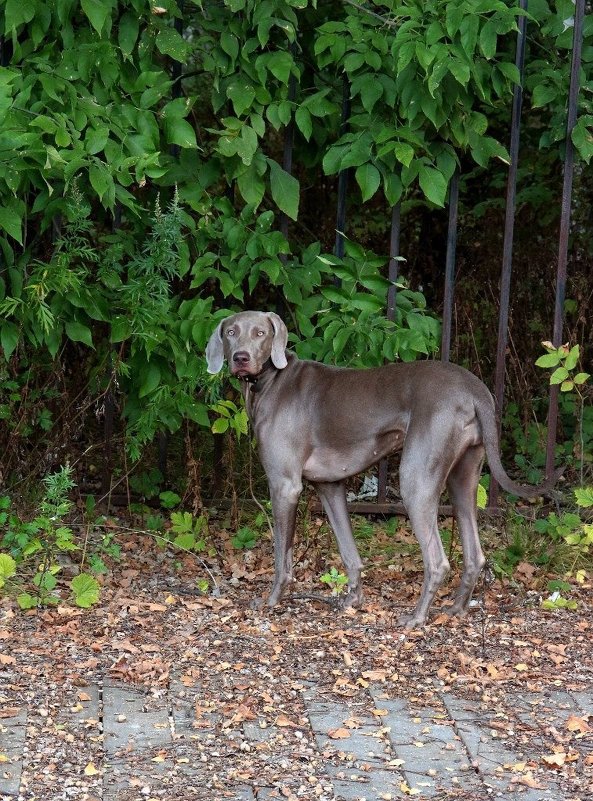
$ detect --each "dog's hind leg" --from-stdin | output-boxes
[446,444,486,616]
[398,437,451,628]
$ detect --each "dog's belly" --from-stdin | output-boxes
[302,430,404,482]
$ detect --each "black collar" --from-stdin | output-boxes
[241,373,260,392]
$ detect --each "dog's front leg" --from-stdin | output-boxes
[267,477,302,606]
[314,481,364,608]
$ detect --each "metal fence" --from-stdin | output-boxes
[326,0,585,512]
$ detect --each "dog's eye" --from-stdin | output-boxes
[227,328,235,337]
[257,330,265,337]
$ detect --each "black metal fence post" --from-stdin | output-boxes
[488,0,528,507]
[440,169,459,363]
[545,0,585,480]
[377,202,402,503]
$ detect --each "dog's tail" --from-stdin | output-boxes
[474,393,562,499]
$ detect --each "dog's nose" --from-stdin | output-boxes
[233,351,250,366]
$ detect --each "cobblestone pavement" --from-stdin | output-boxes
[1,676,590,800]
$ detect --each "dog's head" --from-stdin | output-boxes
[205,311,288,378]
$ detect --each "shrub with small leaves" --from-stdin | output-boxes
[232,526,259,550]
[0,466,102,609]
[320,566,349,596]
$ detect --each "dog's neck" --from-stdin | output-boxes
[238,357,277,394]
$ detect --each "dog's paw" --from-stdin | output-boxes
[397,610,427,630]
[338,587,363,610]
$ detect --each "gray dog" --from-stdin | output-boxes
[206,310,557,628]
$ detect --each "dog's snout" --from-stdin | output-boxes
[233,351,251,365]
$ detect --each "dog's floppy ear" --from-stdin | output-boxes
[267,312,288,369]
[205,319,226,374]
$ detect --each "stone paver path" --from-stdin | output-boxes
[1,677,588,800]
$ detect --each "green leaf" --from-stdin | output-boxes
[479,20,498,59]
[535,352,561,368]
[173,532,196,551]
[1,321,19,359]
[237,165,265,207]
[65,321,93,348]
[418,165,447,206]
[268,159,300,220]
[267,51,293,85]
[227,82,256,116]
[17,593,38,610]
[89,163,115,207]
[0,205,22,243]
[575,487,593,508]
[0,553,16,586]
[139,362,161,397]
[159,491,181,509]
[86,125,110,155]
[550,366,569,385]
[220,31,239,61]
[212,418,229,434]
[389,141,413,167]
[476,483,488,510]
[563,344,580,370]
[110,316,131,343]
[320,286,348,304]
[355,75,383,113]
[532,83,558,108]
[156,27,190,62]
[571,118,593,163]
[119,11,139,55]
[383,172,403,206]
[81,0,111,36]
[350,293,384,312]
[355,163,381,202]
[164,117,197,149]
[573,372,590,385]
[449,60,471,87]
[236,125,258,165]
[4,0,35,31]
[295,106,312,141]
[70,573,101,608]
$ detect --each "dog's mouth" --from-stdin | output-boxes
[232,366,259,379]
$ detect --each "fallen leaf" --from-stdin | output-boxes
[361,669,389,682]
[328,727,351,739]
[274,713,298,727]
[542,752,566,768]
[84,762,99,776]
[514,663,529,672]
[512,772,546,789]
[566,715,591,734]
[0,707,21,718]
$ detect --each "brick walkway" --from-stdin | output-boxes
[2,677,588,800]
